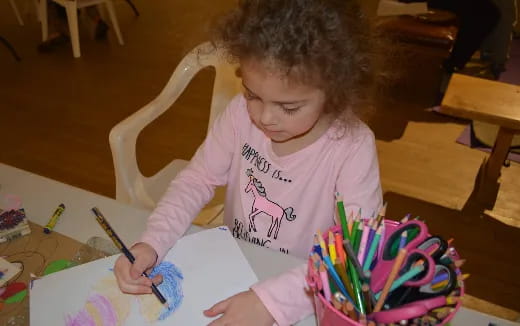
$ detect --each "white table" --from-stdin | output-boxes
[0,163,517,326]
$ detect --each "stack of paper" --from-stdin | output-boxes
[31,227,259,325]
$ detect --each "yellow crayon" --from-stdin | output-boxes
[44,203,65,234]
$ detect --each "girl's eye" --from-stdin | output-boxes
[281,105,301,115]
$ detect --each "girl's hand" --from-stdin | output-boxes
[204,290,275,326]
[113,242,163,294]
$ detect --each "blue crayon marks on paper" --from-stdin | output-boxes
[149,261,184,320]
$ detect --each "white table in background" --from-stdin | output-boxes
[0,163,518,326]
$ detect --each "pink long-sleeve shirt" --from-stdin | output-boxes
[141,94,382,325]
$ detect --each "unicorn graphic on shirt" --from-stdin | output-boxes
[244,169,296,239]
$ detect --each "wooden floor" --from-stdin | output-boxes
[1,0,519,319]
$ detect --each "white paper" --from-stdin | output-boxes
[30,227,258,325]
[377,0,428,16]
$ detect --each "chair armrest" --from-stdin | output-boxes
[109,43,216,205]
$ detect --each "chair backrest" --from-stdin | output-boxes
[109,42,241,209]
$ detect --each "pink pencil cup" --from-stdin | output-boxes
[307,222,464,326]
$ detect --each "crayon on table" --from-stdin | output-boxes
[43,203,65,234]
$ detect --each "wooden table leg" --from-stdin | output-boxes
[476,127,515,208]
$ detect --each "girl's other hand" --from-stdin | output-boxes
[204,290,275,326]
[113,242,162,294]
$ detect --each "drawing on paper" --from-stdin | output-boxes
[65,262,184,325]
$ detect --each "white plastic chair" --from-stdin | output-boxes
[109,42,241,213]
[39,0,124,58]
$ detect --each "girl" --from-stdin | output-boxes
[114,0,383,325]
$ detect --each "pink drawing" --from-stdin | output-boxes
[244,171,296,239]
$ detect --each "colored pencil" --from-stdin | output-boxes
[335,258,356,302]
[373,248,408,312]
[353,221,364,254]
[363,225,383,272]
[91,207,168,307]
[399,230,408,250]
[317,230,327,255]
[335,232,346,264]
[347,258,365,314]
[375,202,387,226]
[375,265,425,300]
[313,235,323,259]
[348,210,354,235]
[361,283,374,313]
[322,248,350,301]
[328,231,337,264]
[362,219,377,266]
[351,213,360,252]
[336,193,350,240]
[357,220,370,264]
[342,301,358,321]
[343,238,367,280]
[319,263,332,302]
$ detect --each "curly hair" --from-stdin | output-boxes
[212,0,381,124]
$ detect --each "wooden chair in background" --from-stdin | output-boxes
[440,73,520,209]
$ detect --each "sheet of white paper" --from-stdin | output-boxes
[377,0,428,16]
[30,227,258,325]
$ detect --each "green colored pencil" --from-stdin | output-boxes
[336,193,350,241]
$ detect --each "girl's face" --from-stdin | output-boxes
[240,58,330,144]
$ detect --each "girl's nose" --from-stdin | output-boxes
[260,105,276,126]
